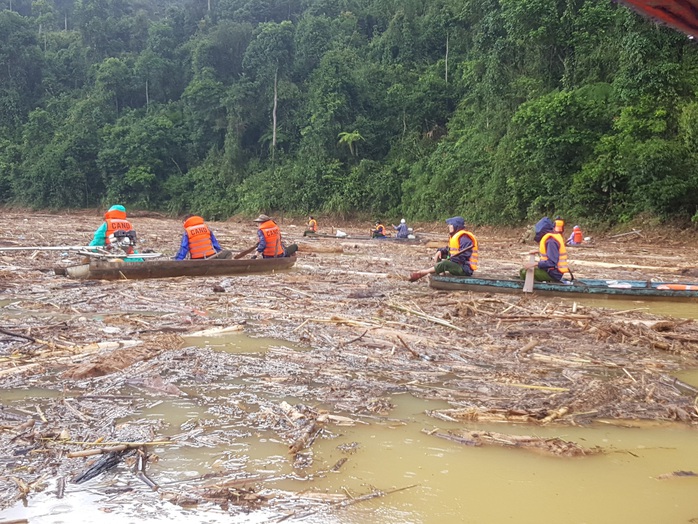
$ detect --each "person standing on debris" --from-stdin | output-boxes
[371,221,387,238]
[409,217,478,282]
[252,214,298,259]
[89,204,143,262]
[392,219,409,239]
[521,216,570,282]
[566,225,584,246]
[174,215,231,260]
[304,216,318,236]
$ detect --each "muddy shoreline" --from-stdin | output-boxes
[1,212,697,517]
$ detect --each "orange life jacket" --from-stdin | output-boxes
[573,227,583,244]
[540,233,569,274]
[104,209,133,247]
[449,230,479,271]
[308,219,317,232]
[184,215,216,259]
[259,220,283,257]
[374,224,386,235]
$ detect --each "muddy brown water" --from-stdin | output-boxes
[2,330,698,524]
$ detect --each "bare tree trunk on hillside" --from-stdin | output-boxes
[445,33,449,83]
[272,66,278,161]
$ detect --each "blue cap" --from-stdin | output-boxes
[108,205,126,212]
[445,216,465,229]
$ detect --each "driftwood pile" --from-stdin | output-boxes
[1,211,698,518]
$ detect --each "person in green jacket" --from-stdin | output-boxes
[89,205,143,262]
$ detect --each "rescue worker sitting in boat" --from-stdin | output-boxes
[409,216,478,282]
[89,204,143,262]
[371,221,388,238]
[392,218,409,239]
[174,215,231,260]
[566,225,584,246]
[521,216,570,282]
[303,216,318,236]
[554,216,565,235]
[252,214,298,259]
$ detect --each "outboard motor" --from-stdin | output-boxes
[108,229,138,254]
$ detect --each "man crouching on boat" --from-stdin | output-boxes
[251,214,298,259]
[520,216,570,283]
[409,217,479,282]
[174,215,231,260]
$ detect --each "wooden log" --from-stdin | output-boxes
[71,449,134,484]
[67,444,129,458]
[288,421,323,455]
[610,229,642,239]
[296,242,343,254]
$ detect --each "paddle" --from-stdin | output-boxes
[523,252,536,293]
[233,244,259,260]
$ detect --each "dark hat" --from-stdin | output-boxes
[534,217,554,242]
[254,214,271,222]
[445,216,465,229]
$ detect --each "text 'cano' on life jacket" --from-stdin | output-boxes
[104,208,134,247]
[184,215,216,259]
[259,219,284,257]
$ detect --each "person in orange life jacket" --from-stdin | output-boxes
[303,216,318,236]
[174,215,230,260]
[566,225,584,246]
[251,214,298,259]
[89,204,144,262]
[371,221,387,238]
[409,217,478,282]
[554,216,565,234]
[521,216,570,282]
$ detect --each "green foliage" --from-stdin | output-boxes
[1,0,698,225]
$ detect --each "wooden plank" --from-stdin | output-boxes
[523,254,535,293]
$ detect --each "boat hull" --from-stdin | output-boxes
[429,275,698,302]
[61,256,297,280]
[303,232,423,243]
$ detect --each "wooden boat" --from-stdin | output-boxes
[429,275,698,302]
[58,256,297,280]
[303,232,424,243]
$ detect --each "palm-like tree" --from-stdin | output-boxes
[337,130,365,157]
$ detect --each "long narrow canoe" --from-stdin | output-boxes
[58,256,296,280]
[429,275,698,302]
[303,232,424,243]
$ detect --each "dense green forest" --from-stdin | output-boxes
[1,0,698,224]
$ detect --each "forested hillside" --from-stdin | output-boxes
[1,0,698,224]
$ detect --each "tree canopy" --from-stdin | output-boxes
[1,0,698,224]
